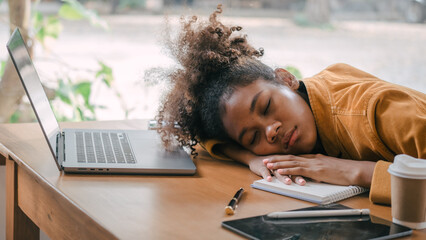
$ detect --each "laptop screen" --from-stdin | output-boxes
[7,29,61,160]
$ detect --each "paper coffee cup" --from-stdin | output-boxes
[388,154,426,229]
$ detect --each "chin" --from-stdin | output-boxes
[298,134,317,154]
[290,145,309,155]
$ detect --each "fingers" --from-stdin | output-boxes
[263,159,307,185]
[262,158,308,185]
[292,175,306,186]
[263,156,307,172]
[274,171,292,185]
[259,166,273,182]
[264,155,301,163]
[264,155,316,164]
[274,172,305,185]
[276,167,306,177]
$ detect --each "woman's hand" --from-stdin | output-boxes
[264,154,376,187]
[217,143,305,185]
[248,156,305,185]
[247,156,272,181]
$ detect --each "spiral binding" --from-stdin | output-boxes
[323,186,368,204]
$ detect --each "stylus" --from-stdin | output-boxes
[267,209,370,218]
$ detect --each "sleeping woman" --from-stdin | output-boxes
[156,5,426,205]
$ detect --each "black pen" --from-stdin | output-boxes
[225,187,244,215]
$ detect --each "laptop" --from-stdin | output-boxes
[6,28,196,175]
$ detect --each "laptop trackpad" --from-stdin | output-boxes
[128,130,193,169]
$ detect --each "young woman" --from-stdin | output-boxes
[156,5,426,205]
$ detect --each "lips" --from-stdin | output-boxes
[282,126,297,150]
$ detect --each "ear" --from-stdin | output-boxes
[274,68,299,91]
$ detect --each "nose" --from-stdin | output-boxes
[265,121,281,143]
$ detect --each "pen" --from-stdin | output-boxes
[225,187,244,215]
[267,209,370,219]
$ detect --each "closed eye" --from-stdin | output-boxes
[250,131,258,145]
[264,98,271,115]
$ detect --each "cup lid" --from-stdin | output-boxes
[388,154,426,179]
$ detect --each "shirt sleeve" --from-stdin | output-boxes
[199,139,232,161]
[369,160,392,204]
[374,88,426,159]
[369,88,426,205]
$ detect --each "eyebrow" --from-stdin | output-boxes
[238,90,263,143]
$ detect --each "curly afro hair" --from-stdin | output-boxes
[156,4,276,156]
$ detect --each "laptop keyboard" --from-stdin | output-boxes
[75,131,136,164]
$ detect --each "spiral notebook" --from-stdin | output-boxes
[251,178,368,204]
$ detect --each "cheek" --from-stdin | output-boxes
[285,95,312,123]
[220,114,234,138]
[252,143,278,156]
[298,106,317,151]
[221,111,244,141]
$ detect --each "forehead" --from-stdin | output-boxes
[225,79,271,113]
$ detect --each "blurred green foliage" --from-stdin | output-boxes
[33,0,108,45]
[7,0,128,123]
[33,12,63,44]
[59,0,108,29]
[97,61,114,87]
[0,60,5,78]
[118,0,146,9]
[285,65,303,80]
[293,13,335,30]
[55,61,114,121]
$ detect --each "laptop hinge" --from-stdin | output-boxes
[55,132,65,170]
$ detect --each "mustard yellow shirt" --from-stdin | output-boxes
[202,63,426,205]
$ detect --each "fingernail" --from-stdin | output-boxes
[267,163,273,168]
[285,178,291,184]
[267,176,272,181]
[263,159,269,164]
[298,178,306,185]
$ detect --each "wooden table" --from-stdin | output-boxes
[1,120,425,239]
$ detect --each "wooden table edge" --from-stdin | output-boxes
[4,143,118,239]
[0,142,8,165]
